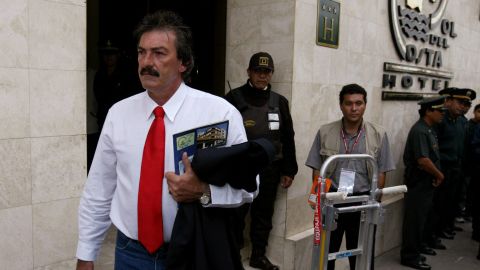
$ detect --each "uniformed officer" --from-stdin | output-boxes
[433,88,476,240]
[401,96,446,270]
[225,52,298,270]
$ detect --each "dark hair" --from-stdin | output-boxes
[339,84,367,104]
[419,107,430,117]
[474,104,480,112]
[133,10,194,80]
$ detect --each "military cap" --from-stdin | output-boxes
[439,87,476,101]
[248,52,274,71]
[98,40,119,53]
[418,95,446,110]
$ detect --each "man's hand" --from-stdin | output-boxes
[166,152,207,202]
[76,260,93,270]
[432,172,444,187]
[280,175,294,188]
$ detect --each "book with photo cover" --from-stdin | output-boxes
[172,120,229,174]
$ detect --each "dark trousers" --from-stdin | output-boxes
[401,178,435,263]
[434,162,461,233]
[472,171,480,236]
[238,163,281,255]
[326,189,377,270]
[454,171,467,217]
[328,209,361,270]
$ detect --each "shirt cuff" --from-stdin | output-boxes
[207,178,258,208]
[76,240,101,262]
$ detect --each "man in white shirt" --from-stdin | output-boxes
[76,10,256,270]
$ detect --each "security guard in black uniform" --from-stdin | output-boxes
[401,96,447,270]
[225,52,298,270]
[433,88,476,240]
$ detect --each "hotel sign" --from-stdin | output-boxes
[383,0,456,100]
[317,0,340,48]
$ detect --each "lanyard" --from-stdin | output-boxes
[340,126,364,154]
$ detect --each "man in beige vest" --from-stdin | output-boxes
[305,84,395,270]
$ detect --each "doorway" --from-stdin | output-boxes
[86,0,227,169]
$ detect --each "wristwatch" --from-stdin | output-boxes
[199,187,211,206]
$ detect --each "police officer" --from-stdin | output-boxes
[401,96,446,270]
[468,104,480,241]
[433,88,476,240]
[225,52,298,270]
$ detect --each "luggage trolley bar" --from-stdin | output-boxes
[311,154,407,270]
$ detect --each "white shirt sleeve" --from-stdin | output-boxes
[207,176,260,207]
[76,117,117,261]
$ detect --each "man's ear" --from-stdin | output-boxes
[179,64,187,73]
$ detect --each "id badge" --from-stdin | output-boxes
[268,113,279,121]
[269,122,280,130]
[338,168,355,194]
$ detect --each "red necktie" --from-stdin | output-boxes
[138,106,165,253]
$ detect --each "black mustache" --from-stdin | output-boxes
[140,66,160,77]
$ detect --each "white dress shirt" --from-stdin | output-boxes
[77,83,257,261]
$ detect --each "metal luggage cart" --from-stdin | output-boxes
[311,154,407,270]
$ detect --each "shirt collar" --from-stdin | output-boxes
[141,82,188,122]
[341,117,364,137]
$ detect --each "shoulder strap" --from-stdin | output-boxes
[268,91,280,111]
[230,89,249,112]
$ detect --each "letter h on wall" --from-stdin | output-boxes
[317,0,341,48]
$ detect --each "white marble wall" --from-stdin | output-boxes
[227,0,480,269]
[226,1,296,268]
[0,0,86,269]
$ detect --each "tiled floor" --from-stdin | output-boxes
[375,221,480,270]
[242,220,480,270]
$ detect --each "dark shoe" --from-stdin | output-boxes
[444,228,456,235]
[428,241,447,250]
[401,259,432,270]
[452,225,463,231]
[438,231,454,240]
[419,247,436,256]
[444,227,457,236]
[472,233,480,242]
[249,255,279,270]
[420,255,426,262]
[455,216,465,223]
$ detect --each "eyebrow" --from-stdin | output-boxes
[137,46,168,51]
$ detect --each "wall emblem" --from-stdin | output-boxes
[316,0,340,48]
[382,0,457,100]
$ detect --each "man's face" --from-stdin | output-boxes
[463,103,472,115]
[137,30,186,93]
[102,53,118,68]
[247,68,273,90]
[446,98,468,117]
[474,108,480,122]
[429,108,446,124]
[340,94,366,124]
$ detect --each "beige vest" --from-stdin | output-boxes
[319,119,385,178]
